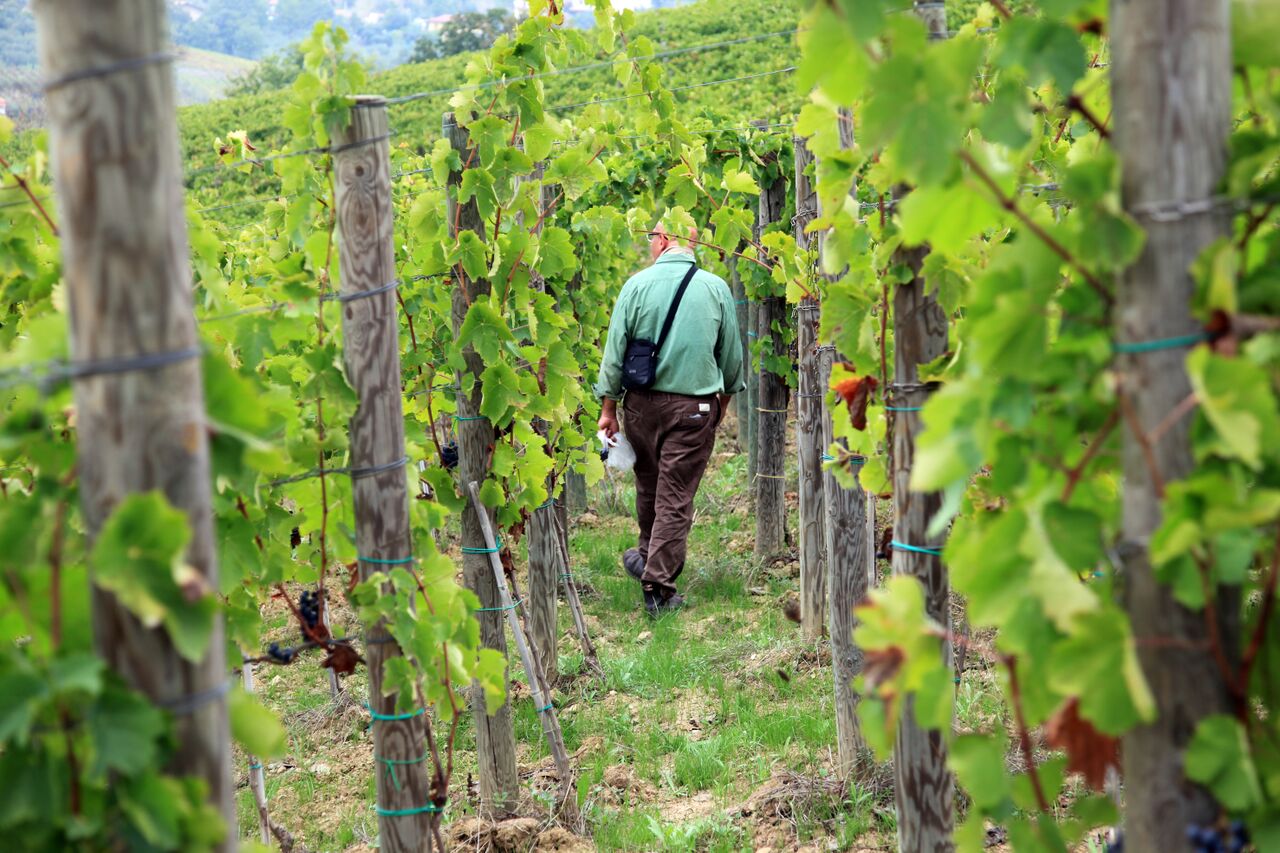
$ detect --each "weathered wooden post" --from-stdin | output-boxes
[33,0,235,841]
[242,663,273,845]
[468,483,581,830]
[334,95,435,849]
[525,165,560,686]
[793,136,826,639]
[754,141,790,560]
[729,256,751,452]
[889,5,954,847]
[444,111,520,815]
[818,107,870,776]
[1113,0,1238,847]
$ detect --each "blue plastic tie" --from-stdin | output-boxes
[454,415,486,421]
[891,540,943,557]
[821,453,866,466]
[536,497,556,510]
[537,703,554,713]
[476,598,523,613]
[376,751,430,790]
[249,763,263,770]
[364,703,426,722]
[747,331,758,337]
[885,406,922,413]
[377,804,442,817]
[360,556,416,565]
[461,538,502,555]
[1113,332,1208,354]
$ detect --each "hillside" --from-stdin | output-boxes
[181,0,807,215]
[0,46,255,132]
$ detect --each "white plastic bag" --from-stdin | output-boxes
[598,430,637,473]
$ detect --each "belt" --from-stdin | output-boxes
[625,389,718,402]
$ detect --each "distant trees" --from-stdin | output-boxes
[224,44,307,96]
[408,9,518,63]
[172,0,269,59]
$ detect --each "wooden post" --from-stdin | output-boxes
[794,136,826,639]
[321,596,342,699]
[33,0,235,841]
[889,14,953,846]
[817,107,870,776]
[729,257,751,452]
[754,146,790,559]
[243,663,273,845]
[444,112,520,816]
[467,482,581,830]
[334,96,435,850]
[889,251,953,851]
[525,166,560,686]
[551,512,605,680]
[1112,1,1238,847]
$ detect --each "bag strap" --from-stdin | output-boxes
[655,263,698,355]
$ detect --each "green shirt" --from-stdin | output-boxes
[595,251,746,400]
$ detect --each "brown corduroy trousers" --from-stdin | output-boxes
[622,389,721,597]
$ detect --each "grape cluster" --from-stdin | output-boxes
[299,589,322,640]
[1187,822,1250,853]
[441,441,459,469]
[266,642,294,664]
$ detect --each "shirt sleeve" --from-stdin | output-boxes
[594,283,633,400]
[715,280,746,395]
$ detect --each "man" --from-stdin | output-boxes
[595,225,745,616]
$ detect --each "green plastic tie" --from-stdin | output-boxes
[1112,332,1208,354]
[537,703,554,713]
[476,598,523,613]
[891,540,943,557]
[360,556,416,565]
[364,703,426,722]
[376,751,430,790]
[376,803,443,817]
[454,415,486,421]
[249,763,263,770]
[536,497,557,510]
[885,406,922,413]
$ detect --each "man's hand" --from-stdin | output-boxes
[716,393,732,427]
[598,398,620,438]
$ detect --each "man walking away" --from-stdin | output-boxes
[595,225,745,617]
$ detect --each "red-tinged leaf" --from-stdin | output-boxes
[832,371,879,431]
[1044,697,1120,791]
[321,643,363,677]
[862,646,905,694]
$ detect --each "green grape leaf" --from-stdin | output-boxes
[1185,715,1263,811]
[229,688,287,759]
[87,682,164,777]
[0,668,47,744]
[900,181,1002,257]
[1048,609,1155,734]
[90,493,218,663]
[1041,502,1103,573]
[951,732,1012,811]
[458,300,514,364]
[1186,346,1280,470]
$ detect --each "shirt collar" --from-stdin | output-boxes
[655,246,696,265]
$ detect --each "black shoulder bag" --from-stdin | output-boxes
[620,263,698,391]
